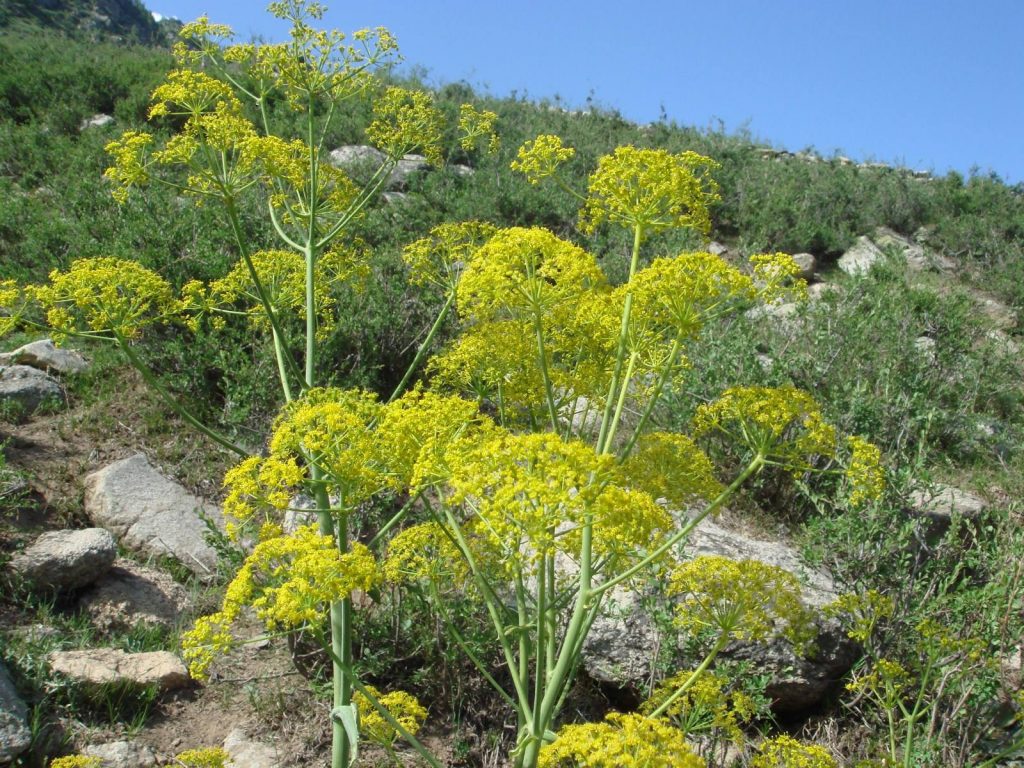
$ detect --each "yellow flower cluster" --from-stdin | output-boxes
[617,432,723,507]
[32,257,174,341]
[458,104,500,154]
[445,431,671,573]
[175,15,234,66]
[626,252,756,342]
[353,685,428,746]
[0,279,21,337]
[402,221,497,291]
[269,387,386,506]
[382,522,467,585]
[538,712,705,768]
[845,658,911,699]
[366,87,444,165]
[103,131,154,203]
[173,747,229,768]
[510,134,576,184]
[750,735,837,768]
[844,436,885,506]
[221,455,304,539]
[668,556,814,648]
[182,525,378,678]
[750,252,809,304]
[641,669,757,742]
[824,589,894,645]
[578,146,721,236]
[148,69,236,119]
[693,386,837,471]
[48,758,101,768]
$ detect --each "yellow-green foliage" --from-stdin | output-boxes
[538,712,705,768]
[48,758,101,768]
[353,685,428,747]
[174,747,230,768]
[641,668,757,742]
[751,735,838,768]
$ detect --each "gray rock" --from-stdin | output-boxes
[790,252,817,281]
[327,145,430,190]
[382,191,408,205]
[8,528,117,592]
[0,364,64,417]
[0,338,89,374]
[224,727,282,768]
[83,740,158,767]
[80,113,114,131]
[390,154,430,190]
[872,226,954,272]
[975,296,1017,330]
[452,164,475,177]
[84,454,224,578]
[707,241,730,257]
[48,648,190,692]
[582,514,852,712]
[837,236,885,276]
[0,662,30,762]
[328,144,384,168]
[807,282,840,302]
[78,558,192,632]
[908,483,987,533]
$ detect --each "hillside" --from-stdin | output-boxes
[0,10,1022,768]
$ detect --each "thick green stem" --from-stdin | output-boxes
[533,312,561,432]
[114,334,248,457]
[618,338,682,461]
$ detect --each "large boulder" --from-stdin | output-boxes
[0,364,64,417]
[837,236,886,276]
[0,338,89,375]
[78,558,192,632]
[48,648,190,692]
[8,528,116,593]
[872,226,953,272]
[327,145,430,190]
[83,740,158,768]
[907,483,987,535]
[84,454,224,578]
[582,514,854,712]
[0,662,30,762]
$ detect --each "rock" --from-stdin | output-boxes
[224,727,282,768]
[707,241,730,257]
[582,514,852,712]
[78,558,192,632]
[790,253,817,281]
[327,145,430,190]
[907,483,987,533]
[48,648,189,692]
[0,338,89,374]
[8,528,117,593]
[84,454,224,578]
[452,164,475,177]
[975,296,1017,330]
[83,740,158,767]
[0,364,64,418]
[807,282,840,302]
[382,191,408,205]
[914,336,937,363]
[745,301,801,336]
[872,226,953,272]
[80,113,114,131]
[0,662,30,762]
[837,236,885,276]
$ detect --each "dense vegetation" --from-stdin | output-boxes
[1,9,1023,767]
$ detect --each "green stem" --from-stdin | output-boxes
[533,311,561,433]
[387,289,457,404]
[647,633,730,719]
[618,338,682,461]
[601,350,637,453]
[114,334,248,457]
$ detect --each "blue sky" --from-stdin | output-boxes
[152,1,1024,184]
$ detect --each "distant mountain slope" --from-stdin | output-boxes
[0,0,169,44]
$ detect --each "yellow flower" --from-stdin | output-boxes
[402,220,497,291]
[538,712,705,768]
[221,455,305,537]
[844,436,885,506]
[0,279,24,337]
[750,735,837,768]
[148,69,237,119]
[353,685,428,747]
[367,87,444,165]
[641,668,756,742]
[510,134,575,184]
[31,257,174,341]
[669,556,815,648]
[382,522,467,585]
[458,103,500,154]
[750,252,809,304]
[173,747,230,768]
[824,589,894,644]
[579,146,720,236]
[103,131,154,203]
[48,758,101,768]
[693,386,837,471]
[617,432,724,507]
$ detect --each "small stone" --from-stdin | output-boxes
[0,364,64,418]
[224,727,282,768]
[83,740,158,768]
[8,528,116,593]
[790,253,816,281]
[1,338,89,374]
[79,558,192,632]
[80,113,114,131]
[48,648,190,692]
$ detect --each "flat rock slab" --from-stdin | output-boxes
[224,727,282,768]
[8,528,116,593]
[79,558,192,632]
[83,740,158,767]
[0,661,30,762]
[84,454,224,578]
[48,648,190,692]
[0,364,64,417]
[909,484,987,523]
[0,338,89,374]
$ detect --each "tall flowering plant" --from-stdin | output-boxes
[2,3,885,767]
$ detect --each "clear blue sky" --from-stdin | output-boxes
[151,1,1024,184]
